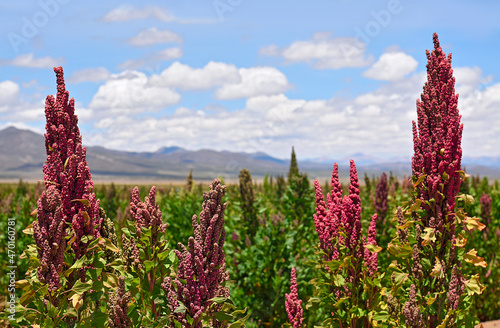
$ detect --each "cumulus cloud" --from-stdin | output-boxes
[260,32,373,69]
[0,81,20,108]
[75,61,500,164]
[88,70,180,116]
[102,5,215,24]
[453,66,490,95]
[149,61,241,90]
[118,48,183,70]
[0,80,45,122]
[102,5,174,22]
[363,52,418,81]
[149,62,289,99]
[128,27,182,46]
[215,67,290,100]
[3,53,64,68]
[68,67,111,83]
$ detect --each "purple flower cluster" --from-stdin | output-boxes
[162,179,229,326]
[108,276,132,328]
[313,160,378,275]
[42,67,101,258]
[412,33,463,231]
[480,192,492,227]
[285,268,303,328]
[33,186,66,292]
[374,172,388,220]
[403,284,423,328]
[446,265,464,311]
[129,186,167,242]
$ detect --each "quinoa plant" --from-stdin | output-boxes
[118,185,174,326]
[239,169,257,240]
[285,268,304,328]
[385,33,485,328]
[161,179,249,327]
[374,173,389,223]
[16,67,119,326]
[307,160,383,327]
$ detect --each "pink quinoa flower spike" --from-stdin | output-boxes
[412,33,463,233]
[161,179,229,327]
[33,185,66,292]
[42,66,101,259]
[285,268,304,328]
[129,186,167,242]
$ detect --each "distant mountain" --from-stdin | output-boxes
[0,127,325,182]
[1,126,499,182]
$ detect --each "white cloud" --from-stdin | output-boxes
[77,62,500,165]
[149,62,289,99]
[68,67,111,83]
[88,70,180,115]
[149,61,240,90]
[128,27,182,46]
[0,81,20,107]
[0,80,44,121]
[102,5,173,22]
[363,52,418,81]
[453,66,489,95]
[102,5,214,24]
[261,32,373,69]
[118,48,183,70]
[6,53,64,68]
[215,67,290,100]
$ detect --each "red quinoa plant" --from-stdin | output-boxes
[385,33,486,327]
[303,160,383,327]
[18,67,119,326]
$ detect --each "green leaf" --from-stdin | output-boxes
[413,175,426,188]
[174,303,187,314]
[104,237,120,253]
[408,199,422,213]
[387,242,412,258]
[144,260,155,272]
[463,249,487,268]
[324,259,342,272]
[457,194,475,204]
[121,227,132,238]
[71,198,90,208]
[213,311,233,321]
[306,297,321,311]
[365,243,382,253]
[228,311,250,328]
[209,296,232,304]
[158,248,170,261]
[421,227,436,247]
[430,257,444,278]
[393,271,408,285]
[69,255,87,270]
[71,280,92,295]
[464,274,485,296]
[333,274,345,287]
[371,311,390,322]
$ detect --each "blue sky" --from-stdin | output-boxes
[1,1,500,162]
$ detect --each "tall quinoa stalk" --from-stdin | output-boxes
[20,67,111,326]
[309,160,381,327]
[386,33,485,328]
[41,67,102,260]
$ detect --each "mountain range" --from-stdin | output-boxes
[1,126,499,183]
